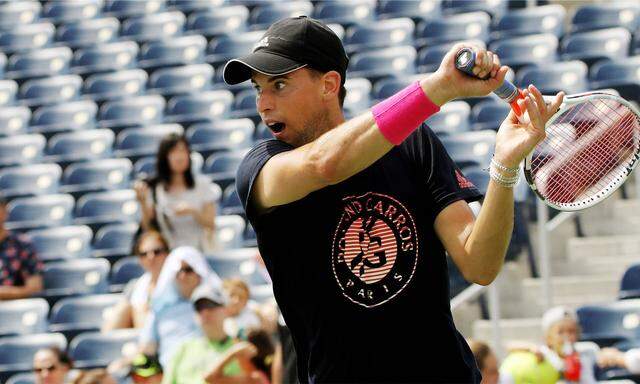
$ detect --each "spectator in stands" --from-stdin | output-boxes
[33,347,72,384]
[134,134,218,252]
[103,230,169,331]
[467,339,513,384]
[140,246,222,368]
[0,197,43,300]
[71,369,117,384]
[222,278,261,337]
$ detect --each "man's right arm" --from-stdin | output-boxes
[0,275,42,300]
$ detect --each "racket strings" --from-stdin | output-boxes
[530,98,640,206]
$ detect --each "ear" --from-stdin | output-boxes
[321,71,341,102]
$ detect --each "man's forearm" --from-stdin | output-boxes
[0,285,36,300]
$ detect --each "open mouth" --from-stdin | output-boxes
[268,122,285,133]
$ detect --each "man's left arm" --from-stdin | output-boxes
[0,275,43,300]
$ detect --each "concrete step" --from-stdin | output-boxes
[613,199,640,219]
[522,274,620,299]
[567,235,640,260]
[551,255,637,277]
[473,318,543,347]
[581,216,640,236]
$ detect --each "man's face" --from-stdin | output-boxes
[546,318,580,355]
[33,350,68,384]
[196,300,227,328]
[251,68,330,147]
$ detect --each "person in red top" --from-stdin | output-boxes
[0,197,43,300]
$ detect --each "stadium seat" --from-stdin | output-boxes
[18,75,81,108]
[91,222,138,263]
[29,100,98,138]
[590,56,640,102]
[0,134,45,168]
[104,0,166,19]
[6,372,35,384]
[249,1,313,30]
[372,74,425,101]
[440,130,495,169]
[68,329,138,369]
[516,60,589,95]
[0,52,6,78]
[561,28,632,67]
[0,163,61,199]
[138,34,206,70]
[0,298,49,337]
[0,80,18,108]
[165,90,233,125]
[571,2,640,33]
[186,118,254,159]
[254,122,272,142]
[148,64,214,96]
[42,258,111,298]
[348,46,416,81]
[489,34,558,72]
[55,17,119,49]
[120,11,185,43]
[578,300,640,347]
[0,106,30,137]
[82,69,147,102]
[207,247,268,285]
[71,41,139,76]
[0,333,66,382]
[470,99,510,132]
[344,17,414,55]
[0,22,54,54]
[220,185,242,216]
[110,256,144,291]
[229,89,259,122]
[133,151,203,179]
[27,225,92,261]
[212,215,246,250]
[49,294,121,341]
[441,0,507,18]
[491,4,565,39]
[5,193,73,231]
[425,101,471,136]
[0,1,41,30]
[416,11,490,47]
[343,78,372,116]
[74,190,140,232]
[41,0,102,25]
[312,0,375,27]
[377,0,442,22]
[205,30,263,66]
[203,150,246,190]
[45,129,114,165]
[115,124,184,162]
[620,264,640,300]
[186,6,249,38]
[60,158,132,198]
[4,46,72,81]
[250,283,274,303]
[417,40,485,73]
[242,222,256,247]
[168,0,225,14]
[98,95,165,131]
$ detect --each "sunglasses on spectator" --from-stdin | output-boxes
[138,248,168,258]
[34,364,58,373]
[177,266,195,275]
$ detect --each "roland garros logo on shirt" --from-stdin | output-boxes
[331,192,419,308]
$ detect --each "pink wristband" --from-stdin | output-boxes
[372,81,440,145]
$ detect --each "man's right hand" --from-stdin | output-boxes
[134,180,149,204]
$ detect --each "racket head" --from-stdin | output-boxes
[524,92,640,211]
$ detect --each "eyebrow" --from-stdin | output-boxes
[251,74,290,86]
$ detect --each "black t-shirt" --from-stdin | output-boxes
[236,124,483,383]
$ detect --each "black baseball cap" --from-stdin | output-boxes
[223,16,349,85]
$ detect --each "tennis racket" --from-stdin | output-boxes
[455,47,640,212]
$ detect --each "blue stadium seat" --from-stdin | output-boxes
[41,0,102,24]
[441,0,507,17]
[115,124,184,162]
[371,74,425,101]
[205,30,263,66]
[29,100,98,138]
[0,80,18,108]
[110,256,144,291]
[68,329,138,369]
[249,1,313,30]
[18,75,82,108]
[4,46,72,81]
[5,194,74,231]
[417,40,485,73]
[254,122,272,141]
[425,100,471,136]
[221,184,242,216]
[74,190,140,231]
[0,333,66,382]
[344,17,414,54]
[0,163,61,199]
[71,41,139,76]
[416,11,490,46]
[49,294,121,341]
[165,90,233,125]
[620,264,640,300]
[228,0,278,7]
[45,129,114,165]
[138,35,206,70]
[440,130,495,169]
[203,150,246,190]
[516,60,588,95]
[377,0,442,22]
[121,11,185,43]
[104,0,166,19]
[148,63,214,96]
[489,34,558,72]
[0,52,6,78]
[186,118,254,158]
[27,225,92,261]
[0,22,54,54]
[0,106,30,137]
[242,222,256,247]
[229,89,258,121]
[98,95,165,131]
[577,300,640,347]
[343,78,372,116]
[348,46,416,81]
[207,247,268,285]
[42,258,111,298]
[92,222,138,263]
[212,215,246,250]
[6,372,35,384]
[561,28,632,67]
[471,99,510,132]
[186,6,249,38]
[83,69,147,102]
[491,4,565,39]
[60,158,132,198]
[571,3,640,33]
[168,0,226,14]
[0,134,45,168]
[0,1,41,30]
[590,56,640,103]
[133,151,203,179]
[312,0,375,27]
[0,298,49,337]
[55,17,120,49]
